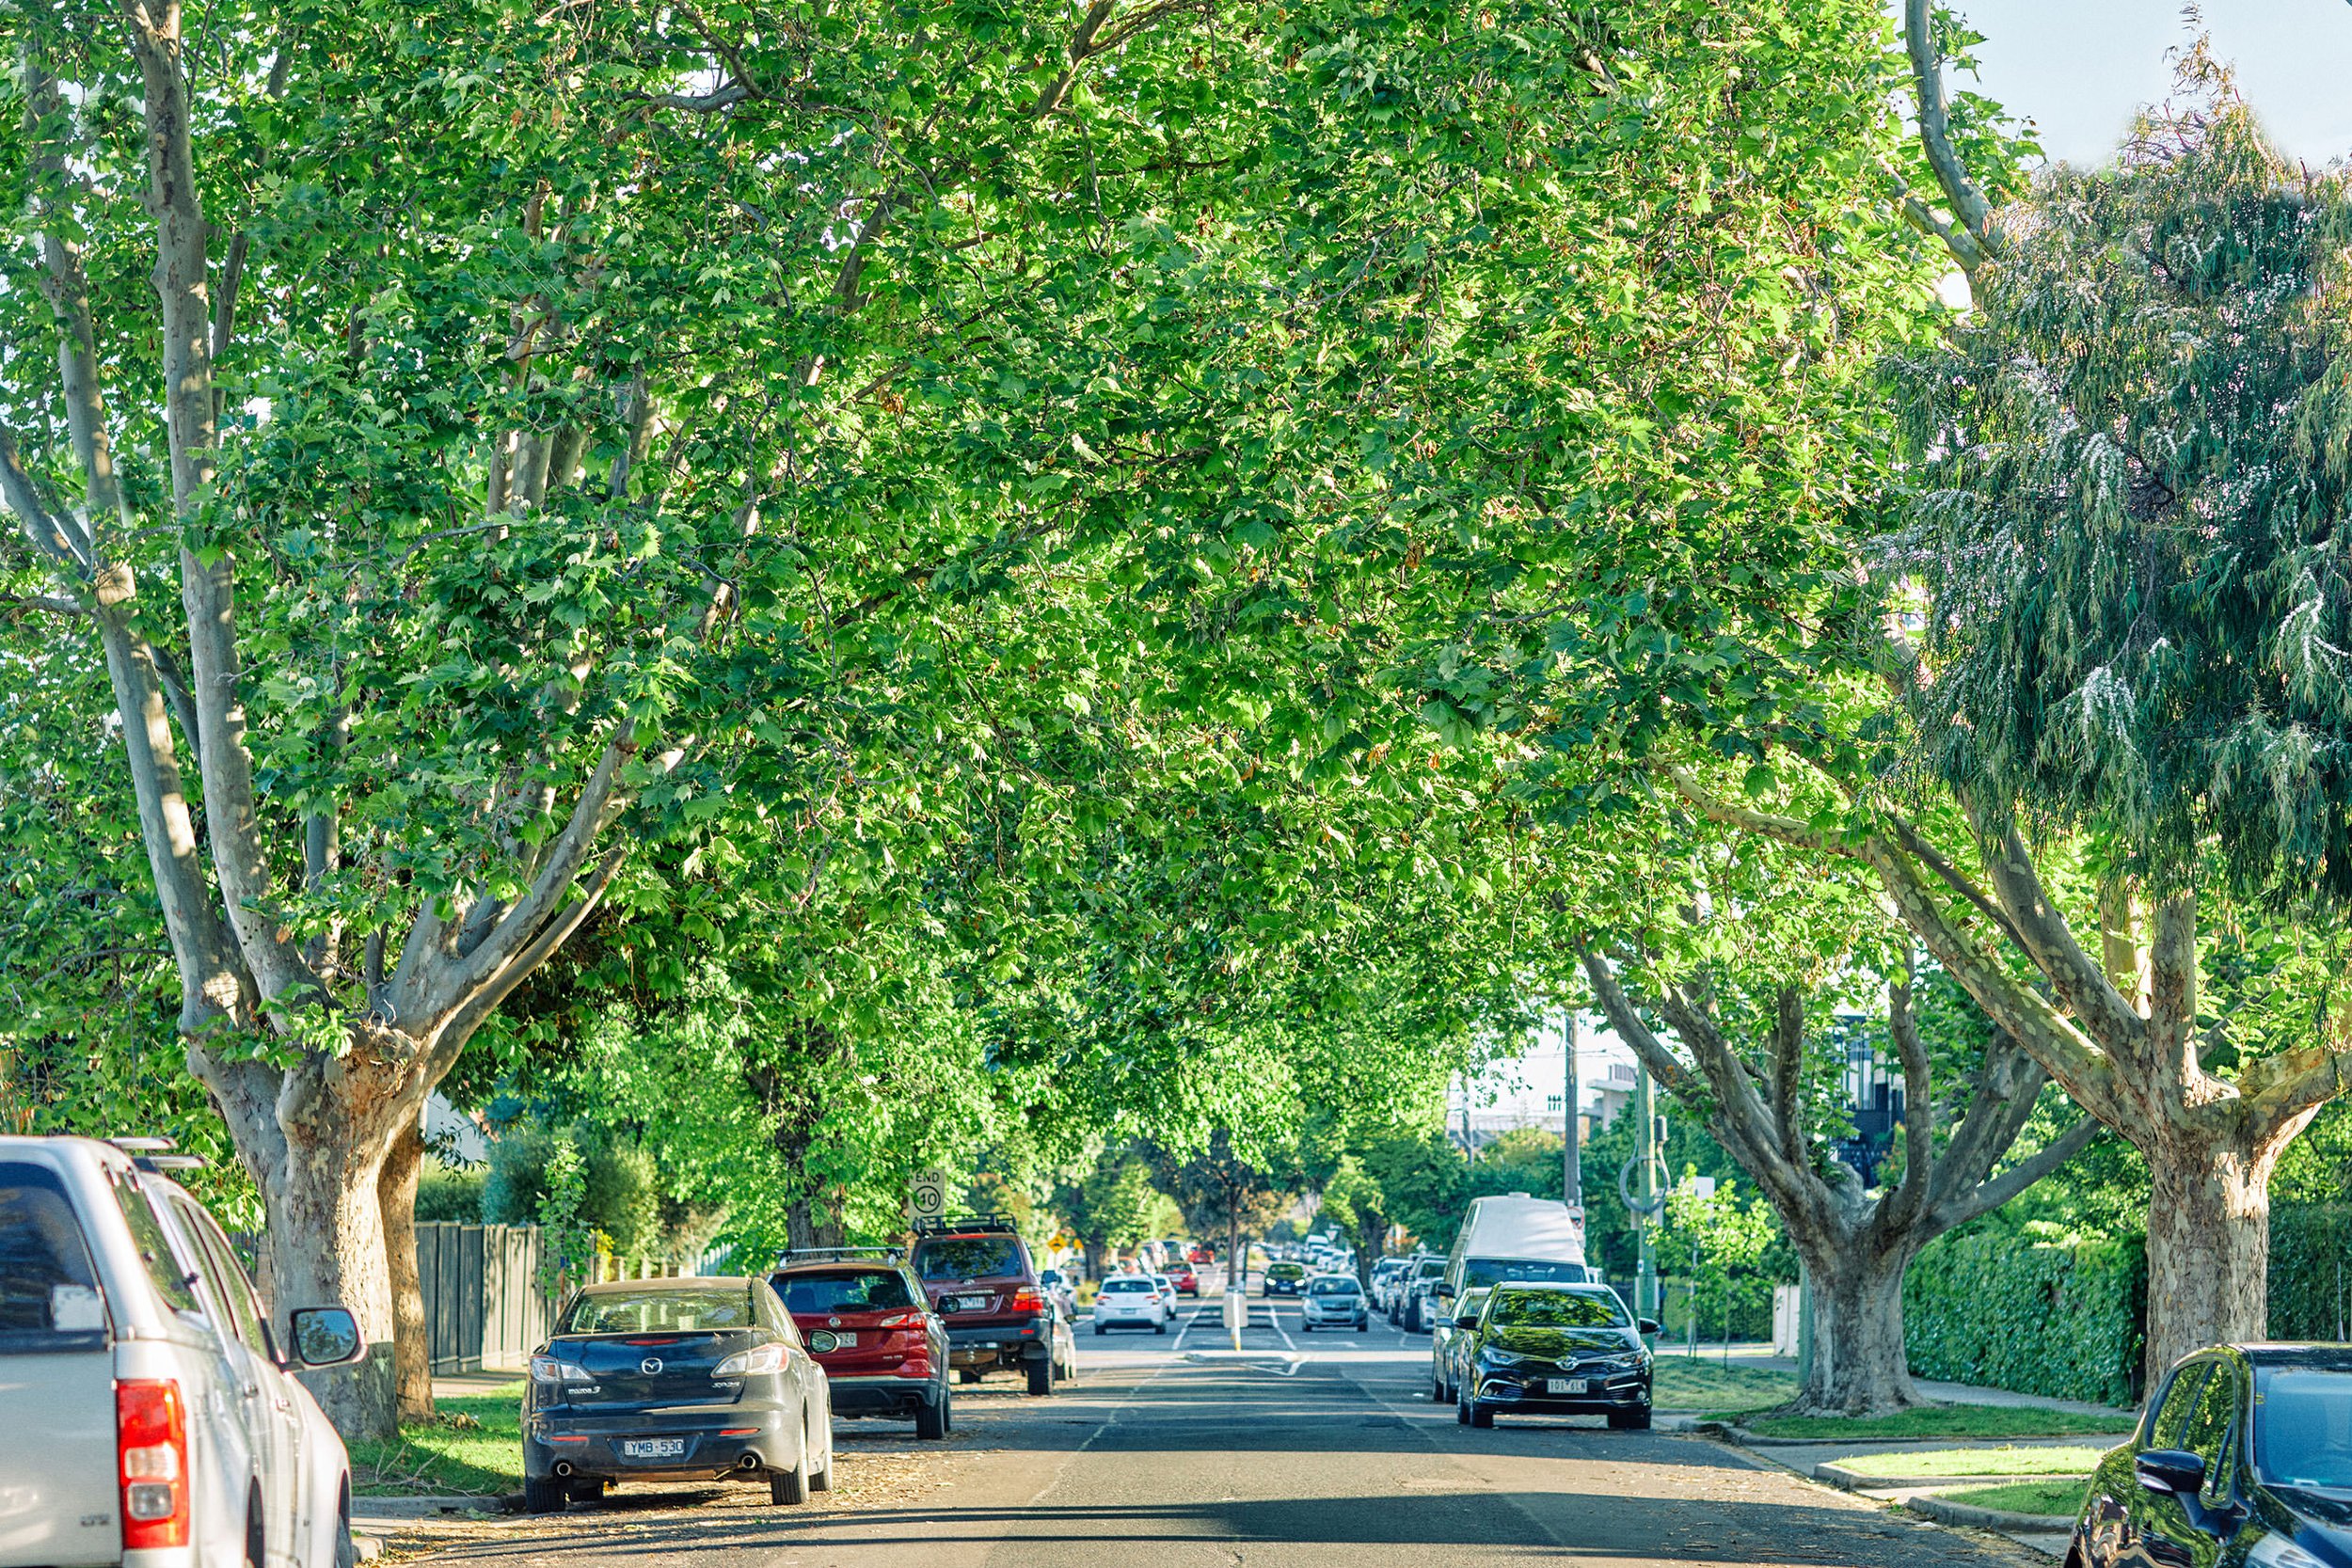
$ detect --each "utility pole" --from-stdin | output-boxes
[1635,1060,1660,1321]
[1564,1012,1581,1209]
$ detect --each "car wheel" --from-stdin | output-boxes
[1607,1408,1652,1431]
[1094,1323,1106,1335]
[809,1428,834,1493]
[1027,1356,1056,1395]
[958,1368,983,1384]
[1301,1321,1313,1333]
[1455,1388,1470,1425]
[771,1440,811,1505]
[565,1480,605,1504]
[334,1482,356,1568]
[1468,1400,1495,1430]
[1357,1319,1368,1333]
[915,1386,948,1440]
[523,1477,567,1514]
[1152,1319,1166,1336]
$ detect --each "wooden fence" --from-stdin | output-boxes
[413,1223,703,1373]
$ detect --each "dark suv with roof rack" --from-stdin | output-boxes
[910,1219,1075,1396]
[771,1249,952,1439]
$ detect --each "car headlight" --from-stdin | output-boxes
[713,1343,786,1378]
[1479,1348,1530,1368]
[530,1355,592,1384]
[2248,1538,2328,1568]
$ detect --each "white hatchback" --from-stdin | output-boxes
[1090,1276,1168,1335]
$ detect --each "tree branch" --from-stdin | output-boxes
[1935,1115,2100,1230]
[1902,0,2000,275]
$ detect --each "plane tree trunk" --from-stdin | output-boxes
[1584,947,2097,1418]
[382,1118,433,1425]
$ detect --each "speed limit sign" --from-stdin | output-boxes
[908,1169,949,1221]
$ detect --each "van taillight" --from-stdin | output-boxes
[117,1379,189,1548]
[1011,1288,1044,1314]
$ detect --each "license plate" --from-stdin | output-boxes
[1546,1378,1588,1395]
[621,1438,686,1460]
[949,1294,990,1312]
[832,1331,857,1346]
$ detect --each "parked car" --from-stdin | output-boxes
[0,1135,367,1567]
[1187,1243,1215,1265]
[911,1219,1072,1394]
[1454,1282,1657,1431]
[1150,1274,1184,1320]
[1262,1261,1308,1298]
[2067,1343,2352,1568]
[1092,1275,1170,1334]
[1168,1263,1200,1297]
[1431,1194,1594,1339]
[1299,1275,1370,1332]
[1398,1254,1448,1332]
[771,1249,951,1440]
[1037,1267,1079,1317]
[1370,1258,1408,1313]
[524,1275,834,1511]
[1433,1287,1493,1402]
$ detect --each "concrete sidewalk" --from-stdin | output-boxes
[432,1369,524,1400]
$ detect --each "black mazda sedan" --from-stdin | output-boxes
[1455,1282,1657,1431]
[523,1276,834,1513]
[2069,1343,2352,1568]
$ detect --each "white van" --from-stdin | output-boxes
[1431,1195,1592,1354]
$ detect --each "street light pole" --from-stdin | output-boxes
[1635,1061,1660,1321]
[1564,1012,1581,1210]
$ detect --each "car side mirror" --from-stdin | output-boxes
[2135,1449,2207,1497]
[286,1306,365,1369]
[1453,1313,1481,1330]
[1638,1318,1661,1337]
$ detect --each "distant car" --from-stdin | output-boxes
[1432,1287,1492,1402]
[525,1276,834,1511]
[1093,1275,1169,1334]
[1370,1258,1408,1313]
[771,1252,951,1440]
[1399,1255,1448,1331]
[1262,1261,1308,1298]
[1300,1275,1370,1332]
[911,1220,1071,1396]
[1188,1244,1214,1265]
[1455,1282,1656,1431]
[2067,1343,2352,1568]
[1037,1267,1079,1317]
[0,1135,367,1567]
[1168,1264,1200,1297]
[1150,1275,1183,1320]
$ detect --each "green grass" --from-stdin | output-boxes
[1650,1355,1797,1415]
[1840,1445,2115,1480]
[1941,1478,2093,1518]
[1738,1403,2135,1442]
[346,1383,525,1497]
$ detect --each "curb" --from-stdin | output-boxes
[353,1494,516,1520]
[1902,1492,2075,1533]
[1724,1424,2132,1449]
[1810,1462,2070,1494]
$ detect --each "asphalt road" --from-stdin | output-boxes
[406,1290,2037,1568]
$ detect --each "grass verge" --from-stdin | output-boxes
[1738,1404,2134,1442]
[1650,1355,1796,1415]
[347,1383,525,1497]
[1940,1478,2091,1518]
[1840,1444,2116,1480]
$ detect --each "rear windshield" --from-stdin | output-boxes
[914,1237,1023,1281]
[1489,1288,1629,1328]
[1102,1277,1153,1293]
[0,1164,106,1350]
[1309,1277,1359,1295]
[1414,1259,1446,1279]
[562,1287,756,1334]
[778,1270,914,1314]
[1463,1258,1589,1290]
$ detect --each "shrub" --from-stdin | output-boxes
[1904,1226,2144,1407]
[415,1161,485,1223]
[482,1124,660,1255]
[2268,1204,2352,1341]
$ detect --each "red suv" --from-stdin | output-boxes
[771,1250,952,1439]
[910,1220,1070,1396]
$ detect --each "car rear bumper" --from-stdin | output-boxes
[824,1373,938,1416]
[944,1320,1050,1365]
[526,1403,800,1482]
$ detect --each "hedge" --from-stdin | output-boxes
[2269,1204,2352,1340]
[1904,1228,2145,1407]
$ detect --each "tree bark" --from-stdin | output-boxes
[2141,1137,2275,1379]
[382,1117,433,1425]
[1792,1234,1921,1415]
[269,1082,408,1438]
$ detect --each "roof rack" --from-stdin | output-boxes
[911,1215,1018,1236]
[773,1246,904,1267]
[108,1136,176,1153]
[105,1136,206,1174]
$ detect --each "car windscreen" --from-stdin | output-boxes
[1488,1289,1629,1329]
[1267,1264,1303,1277]
[779,1270,914,1314]
[914,1237,1023,1281]
[561,1286,756,1334]
[2254,1368,2352,1491]
[1308,1277,1359,1295]
[0,1164,105,1349]
[1462,1258,1588,1290]
[1414,1259,1446,1279]
[1102,1278,1152,1293]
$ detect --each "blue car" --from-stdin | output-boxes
[2068,1343,2352,1567]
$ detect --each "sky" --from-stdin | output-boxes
[1956,0,2352,166]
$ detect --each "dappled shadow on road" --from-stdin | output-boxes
[422,1490,2006,1564]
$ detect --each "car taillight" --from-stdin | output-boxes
[117,1379,188,1549]
[875,1312,918,1329]
[1012,1288,1044,1314]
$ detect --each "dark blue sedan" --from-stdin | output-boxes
[2069,1343,2352,1567]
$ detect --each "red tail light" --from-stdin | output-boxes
[117,1379,189,1548]
[1011,1288,1044,1314]
[875,1312,918,1329]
